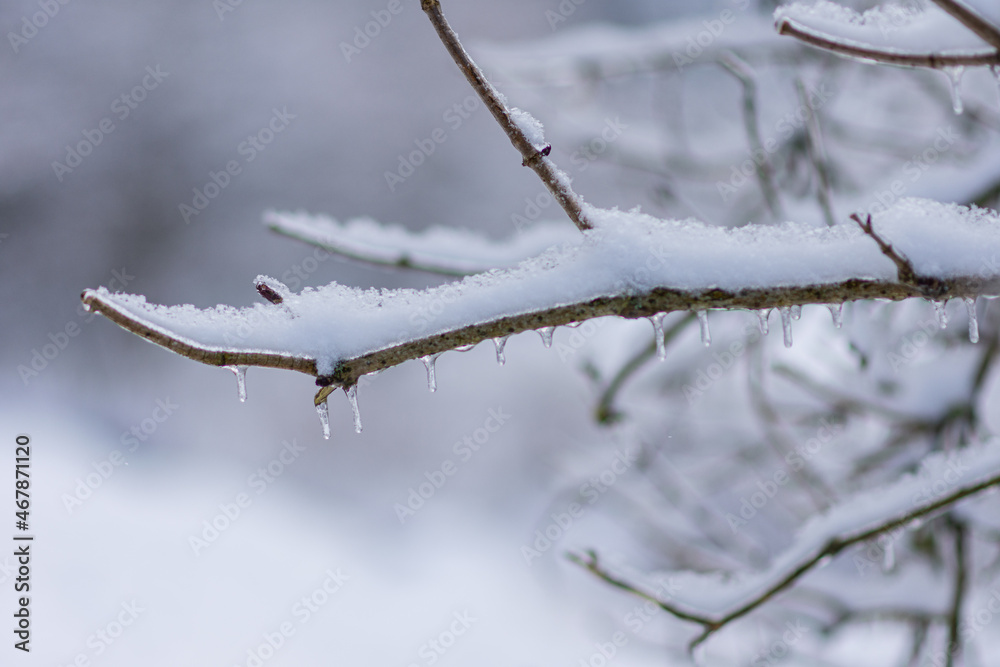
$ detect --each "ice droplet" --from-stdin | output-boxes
[649,312,668,360]
[780,307,793,348]
[344,384,362,434]
[965,297,979,343]
[944,66,965,115]
[756,309,771,335]
[455,343,476,352]
[697,311,711,347]
[882,540,895,572]
[421,353,442,392]
[827,303,844,329]
[817,554,833,569]
[537,326,555,348]
[226,365,248,402]
[790,304,802,320]
[493,336,509,366]
[907,517,924,531]
[932,300,949,329]
[316,399,331,440]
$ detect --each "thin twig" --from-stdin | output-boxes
[594,313,695,424]
[851,213,948,297]
[569,465,1000,651]
[796,78,836,227]
[945,517,968,667]
[929,0,1000,51]
[776,17,1000,69]
[419,0,592,232]
[718,52,783,222]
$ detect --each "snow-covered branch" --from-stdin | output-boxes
[775,1,1000,70]
[265,211,576,277]
[570,439,1000,650]
[82,199,1000,429]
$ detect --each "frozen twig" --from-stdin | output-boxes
[776,16,1000,69]
[945,517,968,667]
[719,52,783,222]
[570,457,1000,652]
[851,213,946,297]
[929,0,1000,51]
[419,0,592,232]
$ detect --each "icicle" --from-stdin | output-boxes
[932,300,949,329]
[882,540,895,573]
[697,311,711,347]
[420,354,441,392]
[344,385,362,434]
[790,304,802,320]
[316,399,331,440]
[492,336,509,366]
[225,365,248,402]
[944,66,965,115]
[779,307,793,348]
[965,297,979,343]
[649,312,668,360]
[537,326,555,348]
[827,303,844,329]
[756,309,770,335]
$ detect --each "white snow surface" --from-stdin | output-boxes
[265,211,576,275]
[509,107,547,151]
[630,438,1000,616]
[85,199,1000,377]
[775,1,996,57]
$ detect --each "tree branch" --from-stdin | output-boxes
[569,454,1000,652]
[419,0,592,232]
[929,0,1000,51]
[776,17,1000,70]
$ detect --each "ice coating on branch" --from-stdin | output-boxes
[774,1,996,58]
[81,199,1000,378]
[265,212,576,275]
[509,107,547,152]
[616,439,1000,617]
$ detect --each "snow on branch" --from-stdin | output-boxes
[571,438,1000,650]
[82,199,1000,406]
[265,211,578,277]
[775,0,1000,69]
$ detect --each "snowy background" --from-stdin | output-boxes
[4,0,1000,665]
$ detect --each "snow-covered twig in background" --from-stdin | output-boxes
[265,211,577,277]
[776,1,1000,70]
[570,439,1000,652]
